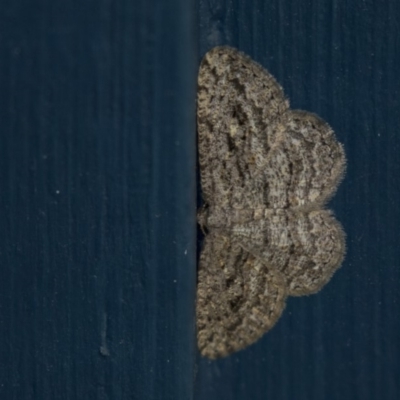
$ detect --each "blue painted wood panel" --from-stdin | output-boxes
[196,1,400,399]
[0,0,399,399]
[0,1,197,399]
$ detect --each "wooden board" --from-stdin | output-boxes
[0,0,399,399]
[0,1,197,399]
[196,0,400,399]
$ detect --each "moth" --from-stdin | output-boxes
[196,46,346,359]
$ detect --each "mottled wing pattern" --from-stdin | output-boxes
[196,46,346,358]
[197,46,289,209]
[264,110,346,208]
[230,210,345,296]
[196,232,287,359]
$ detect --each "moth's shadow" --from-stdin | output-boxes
[196,130,205,269]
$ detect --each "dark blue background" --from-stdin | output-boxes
[0,0,196,399]
[0,0,399,399]
[197,1,400,400]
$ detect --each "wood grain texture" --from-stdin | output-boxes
[0,0,196,399]
[196,0,400,399]
[0,0,399,398]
